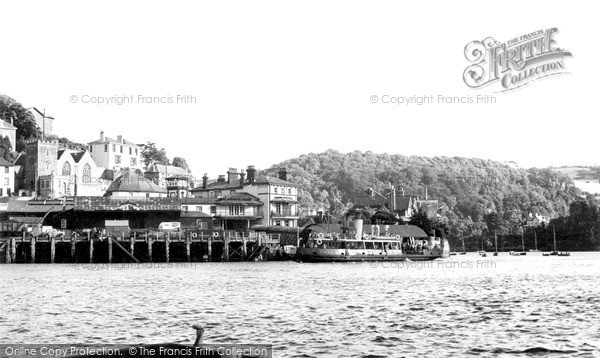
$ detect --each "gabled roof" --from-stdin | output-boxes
[105,170,167,195]
[88,136,138,146]
[394,196,413,211]
[0,120,16,129]
[0,157,14,166]
[253,175,298,187]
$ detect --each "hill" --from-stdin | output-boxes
[261,149,584,242]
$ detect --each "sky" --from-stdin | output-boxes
[1,1,598,177]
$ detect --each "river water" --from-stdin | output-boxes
[1,253,599,357]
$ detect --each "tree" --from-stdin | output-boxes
[171,156,190,172]
[140,142,169,167]
[0,135,14,162]
[410,210,434,236]
[0,94,41,151]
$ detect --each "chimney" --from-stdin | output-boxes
[367,188,374,197]
[278,167,287,181]
[227,168,239,183]
[247,165,256,184]
[10,115,14,126]
[217,175,226,183]
[117,135,123,143]
[202,173,208,189]
[100,130,104,141]
[317,210,324,223]
[239,169,246,186]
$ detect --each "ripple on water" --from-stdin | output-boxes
[1,254,600,357]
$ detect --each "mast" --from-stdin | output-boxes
[494,230,498,253]
[521,228,525,252]
[534,231,538,251]
[553,226,557,252]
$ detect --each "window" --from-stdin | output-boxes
[4,166,8,173]
[62,162,71,176]
[112,144,116,151]
[196,220,208,229]
[120,145,123,153]
[210,206,216,214]
[182,205,188,212]
[0,189,2,196]
[130,158,137,166]
[275,220,281,226]
[196,206,202,211]
[82,164,91,183]
[104,144,108,152]
[115,155,121,164]
[229,205,244,216]
[129,147,132,155]
[7,188,10,197]
[46,149,49,156]
[274,187,278,194]
[288,188,292,194]
[284,220,289,226]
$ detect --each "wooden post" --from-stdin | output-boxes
[89,238,94,263]
[50,237,56,264]
[207,236,212,262]
[148,237,153,261]
[70,237,76,262]
[224,236,230,262]
[108,237,113,264]
[10,238,16,263]
[165,237,170,263]
[185,235,191,262]
[242,233,247,259]
[31,237,36,263]
[130,236,135,256]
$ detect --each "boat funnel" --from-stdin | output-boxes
[355,219,363,239]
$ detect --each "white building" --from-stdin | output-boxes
[88,131,142,172]
[104,170,167,198]
[0,158,15,197]
[190,166,299,228]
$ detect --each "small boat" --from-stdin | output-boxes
[544,226,570,257]
[509,251,526,256]
[450,252,457,256]
[477,250,487,257]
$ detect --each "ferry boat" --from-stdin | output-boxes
[296,220,450,262]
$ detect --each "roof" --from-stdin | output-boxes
[0,120,16,129]
[216,192,263,205]
[181,197,217,205]
[146,164,190,177]
[74,196,180,211]
[0,157,14,166]
[190,175,298,192]
[7,199,74,213]
[353,192,388,208]
[30,107,55,120]
[105,171,167,195]
[88,136,138,146]
[394,196,413,211]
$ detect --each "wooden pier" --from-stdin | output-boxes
[0,231,282,264]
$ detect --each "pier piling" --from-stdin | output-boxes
[148,237,153,261]
[50,238,56,264]
[108,237,113,264]
[207,236,212,261]
[31,237,36,263]
[185,235,191,262]
[165,236,170,263]
[89,238,94,263]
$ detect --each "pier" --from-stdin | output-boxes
[0,231,282,264]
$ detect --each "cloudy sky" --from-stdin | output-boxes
[2,1,597,177]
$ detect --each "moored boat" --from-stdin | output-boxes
[296,220,449,262]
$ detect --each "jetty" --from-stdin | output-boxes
[0,230,283,264]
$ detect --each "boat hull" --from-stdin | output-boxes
[297,248,443,262]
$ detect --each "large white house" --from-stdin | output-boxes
[88,131,142,172]
[190,166,299,229]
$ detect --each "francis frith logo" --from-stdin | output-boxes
[463,28,571,92]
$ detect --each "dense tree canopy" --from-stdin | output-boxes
[261,149,591,249]
[0,94,41,152]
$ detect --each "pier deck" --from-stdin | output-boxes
[0,231,282,264]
